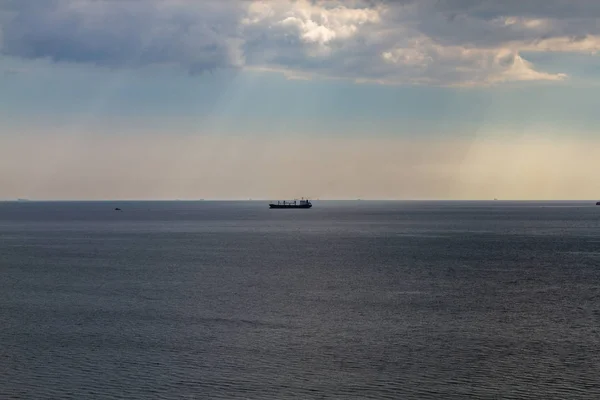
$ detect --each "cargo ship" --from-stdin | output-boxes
[269,198,312,209]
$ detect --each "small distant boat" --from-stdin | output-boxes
[114,207,122,211]
[269,198,312,209]
[596,201,600,206]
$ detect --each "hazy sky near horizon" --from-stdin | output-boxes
[1,0,600,200]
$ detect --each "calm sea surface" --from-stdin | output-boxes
[1,201,600,399]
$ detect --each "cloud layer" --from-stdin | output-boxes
[1,0,599,86]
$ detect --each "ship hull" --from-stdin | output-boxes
[269,204,312,209]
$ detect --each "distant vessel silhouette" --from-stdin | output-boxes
[269,198,312,209]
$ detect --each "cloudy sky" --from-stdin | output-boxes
[1,0,599,200]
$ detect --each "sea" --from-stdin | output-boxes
[1,200,600,399]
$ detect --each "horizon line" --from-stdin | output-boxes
[2,199,598,202]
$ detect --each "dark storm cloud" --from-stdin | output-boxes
[0,0,246,73]
[0,0,598,85]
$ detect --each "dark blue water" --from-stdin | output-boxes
[1,201,600,399]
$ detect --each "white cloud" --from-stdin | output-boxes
[491,51,567,83]
[379,39,568,86]
[262,0,381,46]
[0,0,598,86]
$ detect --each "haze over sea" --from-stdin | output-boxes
[2,200,600,399]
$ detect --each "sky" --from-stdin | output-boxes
[1,0,600,200]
